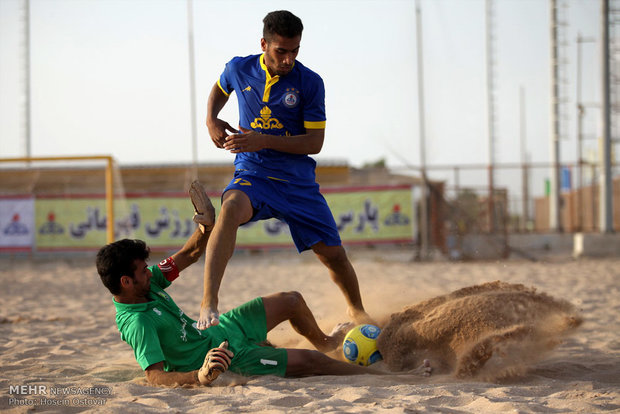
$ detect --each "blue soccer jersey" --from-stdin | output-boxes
[217,54,326,182]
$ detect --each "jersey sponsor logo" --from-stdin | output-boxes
[233,178,252,186]
[242,86,252,92]
[260,359,278,366]
[191,322,204,336]
[282,88,300,108]
[178,309,188,342]
[250,106,283,130]
[152,308,162,316]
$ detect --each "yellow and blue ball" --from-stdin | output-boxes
[342,324,383,366]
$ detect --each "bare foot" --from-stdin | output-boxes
[347,307,377,326]
[330,322,355,341]
[407,359,433,377]
[197,306,220,330]
[189,180,216,233]
[317,322,355,353]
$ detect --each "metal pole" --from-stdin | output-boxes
[550,0,563,232]
[415,0,429,258]
[23,0,32,159]
[187,0,199,180]
[454,167,460,194]
[485,0,496,233]
[105,157,115,244]
[520,86,529,232]
[600,0,614,233]
[576,34,596,231]
[577,33,584,231]
[576,34,597,231]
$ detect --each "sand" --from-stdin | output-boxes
[1,247,619,413]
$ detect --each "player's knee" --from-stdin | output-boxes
[220,194,252,223]
[220,196,243,213]
[280,291,305,311]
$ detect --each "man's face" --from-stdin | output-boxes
[128,259,152,298]
[261,34,301,76]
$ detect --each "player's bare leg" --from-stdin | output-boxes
[198,190,253,330]
[312,243,376,325]
[285,348,384,376]
[263,291,347,353]
[286,349,433,377]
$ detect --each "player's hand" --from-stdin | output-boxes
[224,131,265,153]
[207,118,238,149]
[198,341,234,385]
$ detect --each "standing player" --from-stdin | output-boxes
[199,10,372,330]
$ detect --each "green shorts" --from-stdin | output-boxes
[216,297,288,377]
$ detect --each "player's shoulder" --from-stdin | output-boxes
[294,60,322,79]
[293,60,324,87]
[116,311,156,344]
[227,54,261,69]
[115,307,142,333]
[148,264,173,290]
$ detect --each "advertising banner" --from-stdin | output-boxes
[28,186,413,251]
[324,187,413,243]
[0,197,35,250]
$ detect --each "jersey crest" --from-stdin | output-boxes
[282,88,300,108]
[250,106,283,130]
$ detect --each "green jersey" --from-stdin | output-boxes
[113,265,287,376]
[114,266,222,372]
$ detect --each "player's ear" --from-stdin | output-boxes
[120,275,133,288]
[260,38,267,51]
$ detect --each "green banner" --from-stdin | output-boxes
[34,187,413,250]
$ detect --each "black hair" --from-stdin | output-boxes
[263,10,303,41]
[96,239,150,295]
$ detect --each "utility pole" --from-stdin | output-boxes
[520,86,530,232]
[485,0,497,233]
[415,0,429,259]
[550,0,563,232]
[576,33,596,231]
[21,0,32,159]
[600,0,614,233]
[187,0,199,180]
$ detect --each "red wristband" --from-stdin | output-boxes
[158,257,180,282]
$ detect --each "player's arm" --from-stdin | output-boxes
[224,128,325,155]
[145,362,200,386]
[169,226,209,273]
[145,342,233,387]
[206,82,238,148]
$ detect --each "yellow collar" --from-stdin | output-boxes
[260,53,295,79]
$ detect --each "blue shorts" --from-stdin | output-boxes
[223,170,342,252]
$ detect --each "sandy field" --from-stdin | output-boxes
[1,247,619,413]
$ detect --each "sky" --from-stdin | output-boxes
[0,0,609,198]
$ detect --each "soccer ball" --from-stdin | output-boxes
[342,324,383,366]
